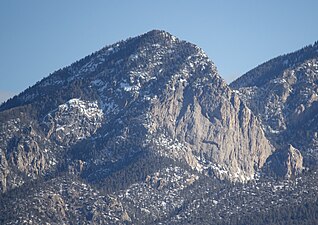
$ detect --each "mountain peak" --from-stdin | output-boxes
[138,29,179,44]
[0,29,272,186]
[143,29,174,38]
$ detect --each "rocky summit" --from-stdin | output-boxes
[0,30,318,224]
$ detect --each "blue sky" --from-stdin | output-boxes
[1,0,318,103]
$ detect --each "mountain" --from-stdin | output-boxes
[0,30,318,224]
[231,41,318,169]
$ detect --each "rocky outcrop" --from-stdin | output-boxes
[264,144,303,178]
[151,84,273,181]
[0,150,9,193]
[0,98,104,193]
[231,58,318,136]
[43,98,104,146]
[0,118,53,193]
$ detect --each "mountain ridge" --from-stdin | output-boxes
[231,39,318,173]
[231,41,318,88]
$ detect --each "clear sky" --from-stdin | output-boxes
[1,0,318,103]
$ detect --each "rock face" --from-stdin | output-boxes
[0,116,60,193]
[150,76,272,181]
[231,41,318,167]
[264,144,303,178]
[43,98,104,145]
[284,145,303,178]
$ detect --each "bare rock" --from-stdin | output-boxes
[150,69,273,181]
[264,144,303,178]
[121,210,132,222]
